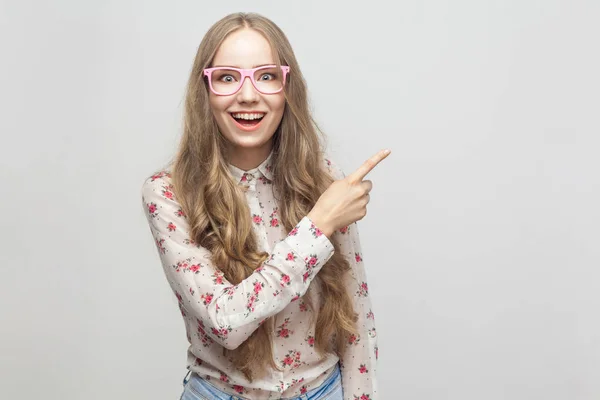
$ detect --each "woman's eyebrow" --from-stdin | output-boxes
[212,63,275,68]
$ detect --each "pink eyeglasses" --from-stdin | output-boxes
[203,65,290,96]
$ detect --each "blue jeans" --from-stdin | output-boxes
[179,364,343,400]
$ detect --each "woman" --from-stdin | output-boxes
[141,12,390,400]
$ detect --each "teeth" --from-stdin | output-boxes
[232,113,265,120]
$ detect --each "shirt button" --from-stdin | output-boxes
[245,173,254,181]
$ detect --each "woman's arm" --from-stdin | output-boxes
[325,159,379,400]
[141,173,334,350]
[337,221,379,399]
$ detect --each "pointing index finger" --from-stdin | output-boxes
[347,149,391,183]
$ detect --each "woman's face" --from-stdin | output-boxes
[208,28,286,159]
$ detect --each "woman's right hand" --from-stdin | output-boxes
[307,149,391,237]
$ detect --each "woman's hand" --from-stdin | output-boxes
[308,149,391,237]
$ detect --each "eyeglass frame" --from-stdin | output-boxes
[203,65,290,96]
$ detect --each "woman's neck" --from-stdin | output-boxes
[227,142,273,171]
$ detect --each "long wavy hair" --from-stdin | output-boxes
[170,12,357,382]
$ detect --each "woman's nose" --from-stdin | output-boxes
[236,76,259,102]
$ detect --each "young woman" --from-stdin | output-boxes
[141,12,390,400]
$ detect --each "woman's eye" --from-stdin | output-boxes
[219,75,235,83]
[259,73,274,81]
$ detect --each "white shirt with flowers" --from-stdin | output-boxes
[141,150,378,399]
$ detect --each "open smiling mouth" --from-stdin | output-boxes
[229,113,265,131]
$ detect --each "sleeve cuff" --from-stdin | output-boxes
[284,216,335,273]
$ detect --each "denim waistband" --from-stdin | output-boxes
[182,363,341,400]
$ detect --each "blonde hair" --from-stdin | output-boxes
[170,12,357,381]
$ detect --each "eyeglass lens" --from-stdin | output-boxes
[210,67,284,95]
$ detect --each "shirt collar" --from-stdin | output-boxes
[227,149,274,184]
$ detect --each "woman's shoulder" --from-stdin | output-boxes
[140,166,175,201]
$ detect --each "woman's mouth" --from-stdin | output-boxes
[229,112,265,132]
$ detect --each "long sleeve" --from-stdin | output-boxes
[337,222,378,399]
[324,158,379,400]
[140,172,335,350]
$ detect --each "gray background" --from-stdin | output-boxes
[1,0,599,399]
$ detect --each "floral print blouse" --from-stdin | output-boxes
[141,150,378,399]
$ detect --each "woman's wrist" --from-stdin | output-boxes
[307,211,334,238]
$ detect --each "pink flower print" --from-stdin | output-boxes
[302,271,310,283]
[368,327,377,338]
[305,335,315,347]
[276,381,285,392]
[167,222,176,232]
[281,349,303,369]
[309,223,323,238]
[162,186,174,199]
[196,320,214,347]
[212,272,224,285]
[224,286,236,300]
[241,174,248,182]
[189,287,195,296]
[288,227,299,236]
[282,356,293,366]
[189,264,201,273]
[280,349,303,368]
[150,172,166,181]
[175,291,183,303]
[246,294,257,314]
[339,225,349,234]
[353,395,372,400]
[278,327,290,338]
[269,207,280,227]
[194,357,203,366]
[276,318,293,338]
[147,202,157,217]
[219,372,229,383]
[307,255,318,267]
[299,301,308,312]
[348,333,360,345]
[375,346,379,360]
[172,260,188,272]
[280,273,291,287]
[300,386,308,394]
[252,214,263,224]
[253,281,264,294]
[232,385,246,395]
[197,319,205,331]
[291,292,301,302]
[155,238,166,254]
[366,310,375,320]
[357,282,369,297]
[211,326,232,338]
[176,208,185,217]
[200,293,213,305]
[355,252,363,262]
[286,252,296,261]
[359,364,368,374]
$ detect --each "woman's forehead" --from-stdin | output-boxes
[212,28,275,68]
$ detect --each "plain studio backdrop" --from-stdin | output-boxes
[1,0,598,399]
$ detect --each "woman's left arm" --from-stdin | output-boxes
[336,221,379,400]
